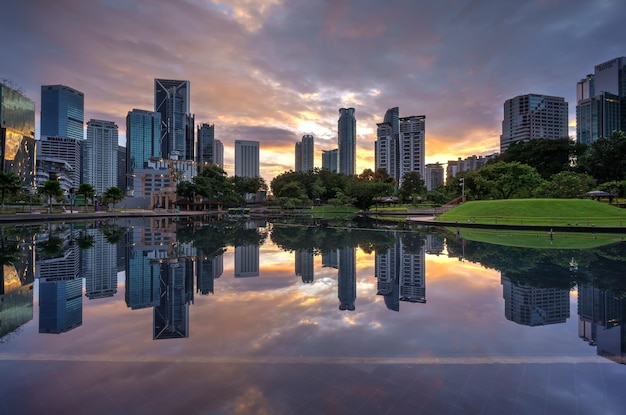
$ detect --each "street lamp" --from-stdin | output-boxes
[459,177,465,202]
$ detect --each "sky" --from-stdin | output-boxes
[2,0,625,184]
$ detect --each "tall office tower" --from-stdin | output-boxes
[322,149,338,172]
[126,109,161,194]
[338,247,356,310]
[235,244,260,277]
[399,115,426,185]
[117,145,127,191]
[36,136,82,190]
[197,123,215,166]
[40,85,84,141]
[214,139,224,167]
[85,119,118,194]
[295,249,314,283]
[576,57,626,145]
[154,79,194,160]
[82,229,118,300]
[424,163,444,191]
[0,83,36,187]
[501,275,570,326]
[375,107,400,182]
[234,140,260,177]
[500,94,568,152]
[295,134,314,172]
[338,108,356,175]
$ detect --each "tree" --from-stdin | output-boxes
[38,180,64,213]
[497,137,586,179]
[477,162,544,199]
[345,178,394,211]
[578,131,626,184]
[77,183,96,212]
[101,186,124,211]
[535,171,596,198]
[230,176,268,200]
[398,172,426,203]
[186,165,242,206]
[0,171,23,211]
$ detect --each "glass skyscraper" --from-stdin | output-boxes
[576,57,626,144]
[0,83,36,187]
[154,79,194,160]
[40,85,84,141]
[338,108,356,175]
[126,109,161,194]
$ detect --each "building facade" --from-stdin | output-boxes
[500,94,569,152]
[338,108,356,175]
[126,109,161,194]
[234,140,260,178]
[424,163,444,190]
[85,119,118,194]
[576,57,626,145]
[445,153,498,182]
[375,107,400,182]
[295,134,314,172]
[36,136,82,191]
[398,115,426,185]
[0,83,36,188]
[154,79,194,160]
[40,85,84,141]
[322,149,338,172]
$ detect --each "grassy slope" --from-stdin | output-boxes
[437,199,626,227]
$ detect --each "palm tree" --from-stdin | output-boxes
[101,186,124,211]
[77,183,96,212]
[38,180,64,213]
[0,172,23,211]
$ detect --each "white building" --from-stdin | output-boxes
[85,119,118,194]
[399,115,426,185]
[235,140,260,178]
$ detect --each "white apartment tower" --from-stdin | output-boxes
[85,119,118,194]
[234,140,260,178]
[399,115,426,185]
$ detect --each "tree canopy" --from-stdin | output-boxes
[0,171,23,210]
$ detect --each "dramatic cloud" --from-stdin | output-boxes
[1,0,625,182]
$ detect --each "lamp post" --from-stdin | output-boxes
[459,177,465,202]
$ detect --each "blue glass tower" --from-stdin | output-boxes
[40,85,84,141]
[126,109,161,193]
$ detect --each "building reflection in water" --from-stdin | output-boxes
[196,256,223,295]
[82,229,118,299]
[338,247,356,311]
[36,225,82,334]
[375,235,426,312]
[0,230,35,340]
[235,244,259,278]
[578,283,626,364]
[295,249,314,284]
[501,274,570,326]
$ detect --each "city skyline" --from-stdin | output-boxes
[2,1,625,183]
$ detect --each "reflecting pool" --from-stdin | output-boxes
[1,217,626,414]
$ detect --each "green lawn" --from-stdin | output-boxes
[437,199,626,227]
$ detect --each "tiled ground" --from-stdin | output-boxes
[0,360,624,414]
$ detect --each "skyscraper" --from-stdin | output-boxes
[154,79,194,160]
[214,139,224,167]
[40,85,84,141]
[424,163,444,191]
[36,136,82,191]
[399,115,426,185]
[0,83,36,187]
[234,140,260,177]
[197,123,215,165]
[85,119,118,194]
[295,134,314,172]
[338,108,356,175]
[576,57,626,145]
[375,107,400,182]
[322,149,338,173]
[500,94,568,152]
[126,109,161,194]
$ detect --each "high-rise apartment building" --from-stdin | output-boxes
[154,79,194,160]
[213,139,224,167]
[322,149,338,172]
[0,83,36,187]
[126,109,161,194]
[36,136,82,191]
[399,115,426,185]
[234,140,260,178]
[375,107,400,182]
[338,108,356,175]
[40,85,84,141]
[500,94,569,152]
[424,163,444,191]
[576,57,626,145]
[85,119,118,194]
[295,134,314,172]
